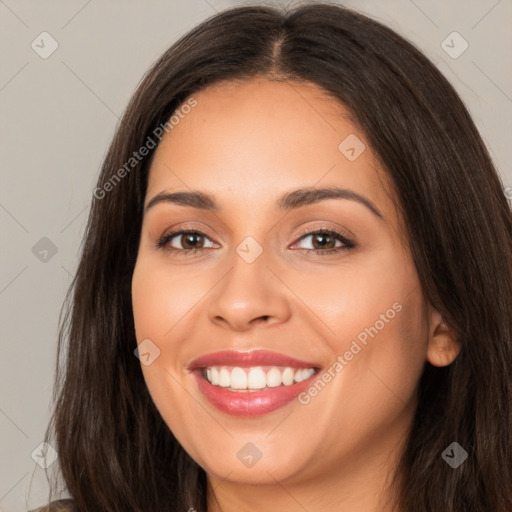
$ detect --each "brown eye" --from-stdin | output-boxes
[293,228,355,255]
[176,232,205,250]
[156,229,216,254]
[302,232,339,250]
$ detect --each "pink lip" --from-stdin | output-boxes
[188,349,320,370]
[189,350,321,417]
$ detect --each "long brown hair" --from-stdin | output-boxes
[42,3,512,511]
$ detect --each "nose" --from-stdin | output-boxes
[207,254,292,332]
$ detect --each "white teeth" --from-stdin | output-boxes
[305,368,315,380]
[230,367,247,389]
[295,368,315,383]
[294,369,304,383]
[266,367,282,387]
[219,368,230,387]
[282,367,294,386]
[247,367,267,389]
[203,365,317,389]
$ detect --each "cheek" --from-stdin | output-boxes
[131,260,189,398]
[131,259,206,453]
[299,287,428,468]
[304,246,428,417]
[290,244,419,349]
[131,258,203,341]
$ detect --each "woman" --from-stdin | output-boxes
[31,2,512,511]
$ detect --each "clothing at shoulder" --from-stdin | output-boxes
[28,499,75,512]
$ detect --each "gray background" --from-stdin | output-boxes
[1,0,511,510]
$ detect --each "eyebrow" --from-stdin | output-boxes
[144,186,384,220]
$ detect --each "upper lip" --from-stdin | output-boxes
[188,350,321,370]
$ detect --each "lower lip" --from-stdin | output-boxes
[192,369,319,417]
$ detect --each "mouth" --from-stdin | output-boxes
[189,350,322,416]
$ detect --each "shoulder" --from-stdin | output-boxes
[28,499,75,512]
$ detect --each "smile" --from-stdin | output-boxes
[189,350,322,416]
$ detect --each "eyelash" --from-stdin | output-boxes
[155,227,356,257]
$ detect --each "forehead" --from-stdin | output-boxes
[146,78,396,220]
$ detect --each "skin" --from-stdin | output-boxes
[131,78,461,512]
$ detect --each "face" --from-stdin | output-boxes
[131,78,456,490]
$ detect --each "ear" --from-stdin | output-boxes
[426,306,461,367]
